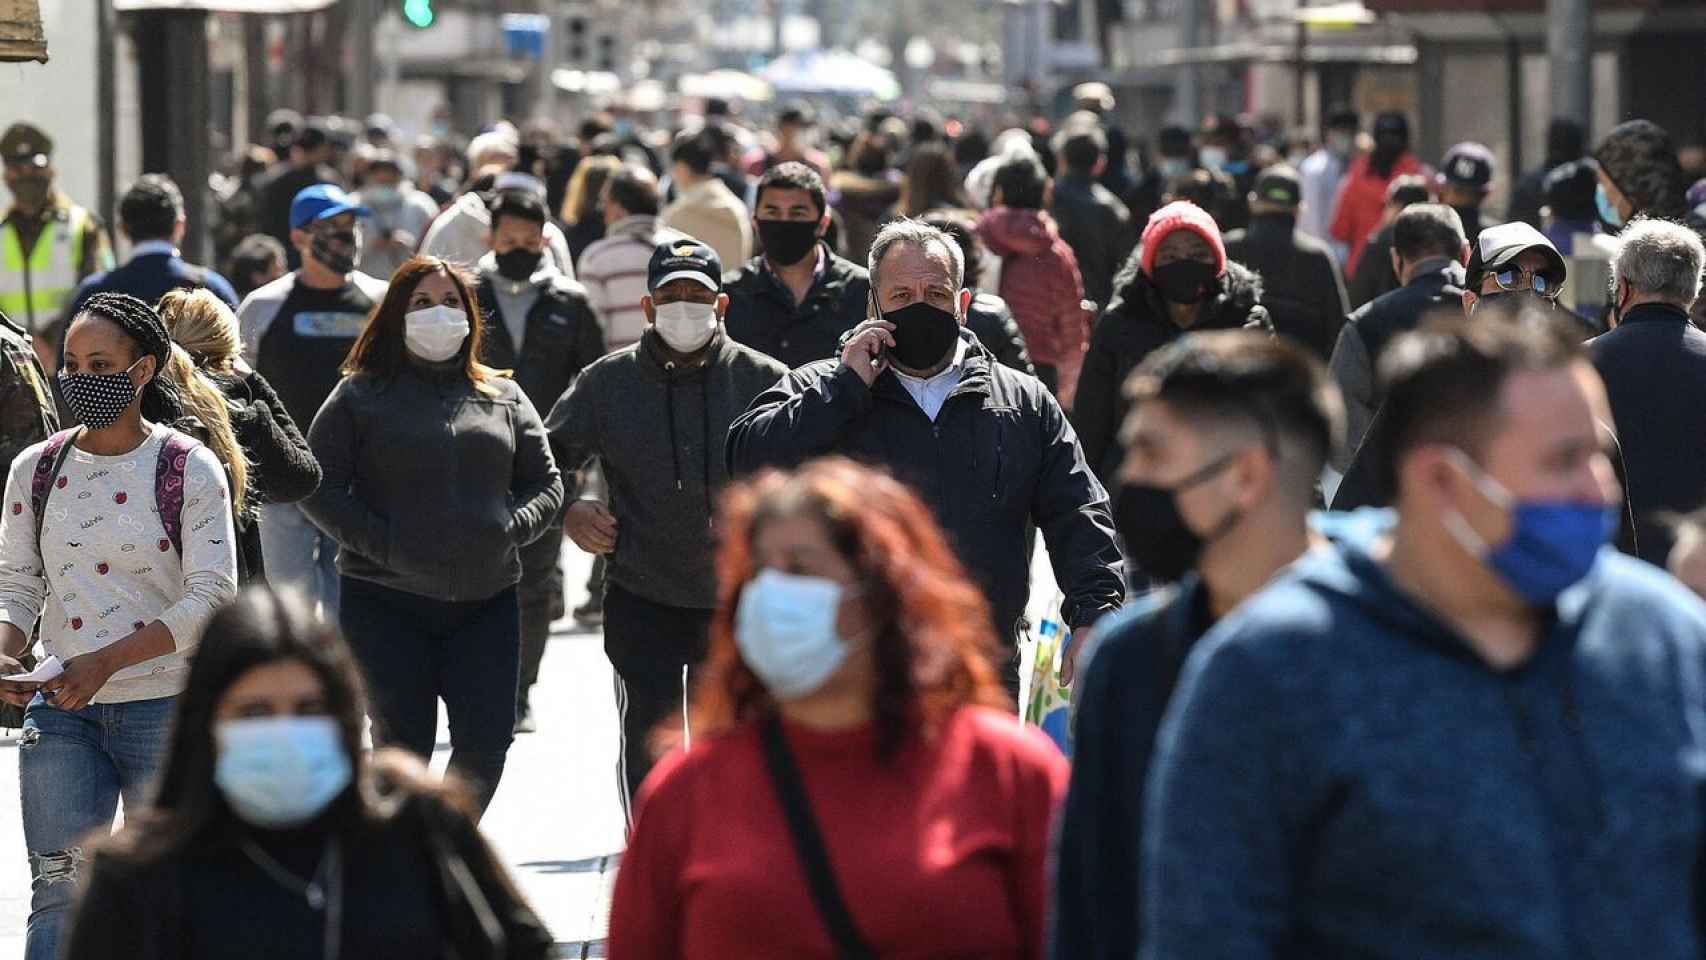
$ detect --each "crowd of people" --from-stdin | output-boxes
[0,78,1704,956]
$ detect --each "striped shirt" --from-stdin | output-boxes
[578,216,683,353]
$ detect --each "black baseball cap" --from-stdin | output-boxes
[1251,165,1301,208]
[648,237,723,293]
[1464,221,1567,290]
[1440,141,1495,191]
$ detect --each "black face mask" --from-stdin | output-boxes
[310,228,360,275]
[1471,290,1554,316]
[1114,455,1239,582]
[882,301,961,371]
[495,247,542,282]
[1151,260,1219,305]
[757,218,820,266]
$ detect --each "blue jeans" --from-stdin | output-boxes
[18,694,177,960]
[260,502,341,620]
[339,577,519,817]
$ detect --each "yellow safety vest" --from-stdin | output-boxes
[0,205,90,336]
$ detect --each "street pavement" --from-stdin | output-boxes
[0,540,1064,958]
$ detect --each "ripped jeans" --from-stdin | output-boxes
[18,693,176,960]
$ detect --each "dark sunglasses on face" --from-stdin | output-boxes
[1490,267,1563,301]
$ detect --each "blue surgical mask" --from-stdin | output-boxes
[1199,147,1229,172]
[215,716,353,828]
[1159,157,1191,179]
[1441,449,1616,606]
[735,569,856,699]
[1595,182,1625,229]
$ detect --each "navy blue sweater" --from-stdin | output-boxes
[67,251,238,320]
[1144,528,1706,959]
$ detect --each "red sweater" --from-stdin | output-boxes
[976,208,1088,398]
[608,706,1069,959]
[1328,152,1426,276]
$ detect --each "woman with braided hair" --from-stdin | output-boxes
[0,291,239,960]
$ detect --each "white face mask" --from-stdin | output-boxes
[404,304,470,362]
[653,299,718,353]
[735,569,854,700]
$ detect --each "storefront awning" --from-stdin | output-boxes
[0,0,46,62]
[112,0,337,11]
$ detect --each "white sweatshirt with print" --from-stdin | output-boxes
[0,425,239,703]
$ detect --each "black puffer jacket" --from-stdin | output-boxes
[965,292,1035,375]
[1073,256,1272,485]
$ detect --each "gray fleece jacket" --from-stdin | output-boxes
[545,329,788,609]
[304,358,563,602]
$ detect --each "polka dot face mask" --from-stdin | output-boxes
[59,357,145,429]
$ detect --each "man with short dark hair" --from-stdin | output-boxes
[475,189,606,730]
[1055,330,1342,960]
[728,219,1123,683]
[1145,316,1706,960]
[66,174,239,324]
[580,164,679,352]
[661,129,751,270]
[1224,165,1350,363]
[1588,217,1706,565]
[547,238,787,822]
[1329,202,1468,463]
[721,161,871,367]
[1050,124,1134,309]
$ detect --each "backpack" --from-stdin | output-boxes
[30,427,198,556]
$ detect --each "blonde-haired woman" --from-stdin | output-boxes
[157,288,321,582]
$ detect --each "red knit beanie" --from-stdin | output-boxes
[1140,201,1228,278]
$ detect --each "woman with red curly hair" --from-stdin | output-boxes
[607,457,1069,959]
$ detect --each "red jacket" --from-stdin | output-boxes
[976,208,1088,401]
[1329,152,1426,276]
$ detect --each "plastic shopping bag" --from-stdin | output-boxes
[1018,600,1073,757]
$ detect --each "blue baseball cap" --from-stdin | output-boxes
[289,184,371,230]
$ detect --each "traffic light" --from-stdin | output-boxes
[402,0,434,28]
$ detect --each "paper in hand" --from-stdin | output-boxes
[4,656,63,684]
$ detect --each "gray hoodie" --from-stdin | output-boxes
[305,358,564,602]
[545,330,788,609]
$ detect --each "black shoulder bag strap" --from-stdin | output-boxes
[758,713,877,960]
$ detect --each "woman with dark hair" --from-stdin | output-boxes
[302,256,563,815]
[900,141,967,217]
[0,292,239,960]
[60,587,554,959]
[608,457,1068,959]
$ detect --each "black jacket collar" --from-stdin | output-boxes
[1617,301,1692,327]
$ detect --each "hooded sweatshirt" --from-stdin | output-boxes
[975,207,1088,397]
[1143,516,1706,959]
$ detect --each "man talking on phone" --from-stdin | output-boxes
[728,219,1123,688]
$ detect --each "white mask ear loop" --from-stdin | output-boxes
[1440,448,1513,557]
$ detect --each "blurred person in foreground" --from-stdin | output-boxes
[1586,217,1706,566]
[1143,316,1706,960]
[608,458,1068,958]
[1054,330,1341,960]
[728,219,1123,684]
[61,587,552,959]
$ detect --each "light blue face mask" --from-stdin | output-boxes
[1441,449,1616,606]
[735,569,855,700]
[215,716,353,829]
[1198,147,1229,173]
[1595,182,1625,229]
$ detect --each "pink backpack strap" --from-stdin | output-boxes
[153,431,199,555]
[29,428,78,533]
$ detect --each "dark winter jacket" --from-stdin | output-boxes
[1588,301,1706,565]
[474,256,606,416]
[966,292,1034,376]
[1052,575,1214,960]
[1051,172,1135,310]
[1224,213,1349,362]
[1074,257,1272,486]
[305,361,563,603]
[727,329,1124,640]
[546,330,788,610]
[722,243,872,369]
[1144,521,1706,959]
[211,368,321,582]
[1328,258,1466,466]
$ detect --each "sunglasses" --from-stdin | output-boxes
[1489,267,1562,302]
